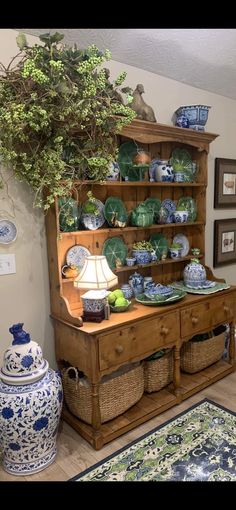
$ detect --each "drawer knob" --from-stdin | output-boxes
[224,305,230,313]
[161,327,169,336]
[191,316,199,325]
[115,344,124,354]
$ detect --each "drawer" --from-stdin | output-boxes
[181,295,236,338]
[98,311,180,371]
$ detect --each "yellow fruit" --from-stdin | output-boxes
[113,289,124,298]
[115,297,128,307]
[108,292,116,305]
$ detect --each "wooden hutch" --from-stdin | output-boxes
[45,120,236,449]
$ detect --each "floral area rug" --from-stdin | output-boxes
[71,400,236,481]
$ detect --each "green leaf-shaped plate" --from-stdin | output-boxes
[135,289,186,306]
[177,197,197,222]
[170,148,192,172]
[102,237,128,269]
[145,198,162,223]
[118,141,147,181]
[104,197,128,227]
[149,233,168,259]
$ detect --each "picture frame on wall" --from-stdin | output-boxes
[214,218,236,267]
[214,158,236,208]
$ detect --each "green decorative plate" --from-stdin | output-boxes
[135,289,186,306]
[170,148,192,172]
[117,141,148,181]
[171,281,230,295]
[104,197,128,227]
[144,198,162,223]
[177,197,197,222]
[149,233,169,260]
[102,237,128,269]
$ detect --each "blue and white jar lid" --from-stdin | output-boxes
[0,323,48,385]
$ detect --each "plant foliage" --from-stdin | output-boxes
[0,32,135,209]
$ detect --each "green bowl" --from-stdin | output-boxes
[110,301,131,312]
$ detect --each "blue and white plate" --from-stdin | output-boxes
[173,234,190,257]
[66,245,91,270]
[81,199,105,230]
[0,219,17,244]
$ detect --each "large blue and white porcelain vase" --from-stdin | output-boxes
[183,258,206,288]
[0,323,63,476]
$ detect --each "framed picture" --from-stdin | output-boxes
[214,218,236,267]
[214,158,236,208]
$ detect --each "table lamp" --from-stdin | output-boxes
[74,255,118,322]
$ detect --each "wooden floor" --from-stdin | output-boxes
[1,370,236,482]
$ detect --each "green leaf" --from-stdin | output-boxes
[16,33,27,50]
[50,32,65,44]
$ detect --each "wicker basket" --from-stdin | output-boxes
[62,363,144,424]
[180,332,225,374]
[144,350,173,393]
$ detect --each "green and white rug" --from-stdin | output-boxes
[71,400,236,481]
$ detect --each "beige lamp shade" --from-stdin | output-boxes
[74,256,118,290]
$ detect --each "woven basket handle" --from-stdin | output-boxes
[64,366,80,389]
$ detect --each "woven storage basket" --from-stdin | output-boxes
[144,350,173,393]
[181,332,225,374]
[62,363,144,424]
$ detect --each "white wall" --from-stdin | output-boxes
[0,30,236,366]
[0,30,56,367]
[108,60,236,283]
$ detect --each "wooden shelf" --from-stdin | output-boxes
[114,254,204,273]
[178,360,234,400]
[61,254,204,281]
[62,387,178,448]
[68,180,206,187]
[59,221,204,237]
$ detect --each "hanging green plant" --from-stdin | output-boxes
[0,32,135,209]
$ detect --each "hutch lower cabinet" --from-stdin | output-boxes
[52,288,236,449]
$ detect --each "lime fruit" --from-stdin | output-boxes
[113,289,124,298]
[115,297,128,307]
[108,292,116,305]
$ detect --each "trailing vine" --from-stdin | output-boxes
[0,32,135,210]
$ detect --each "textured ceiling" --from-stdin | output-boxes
[22,29,236,100]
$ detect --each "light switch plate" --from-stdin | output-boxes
[0,254,16,275]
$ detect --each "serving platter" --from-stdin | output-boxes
[135,289,186,306]
[171,280,230,295]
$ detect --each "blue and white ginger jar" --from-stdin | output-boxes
[0,323,63,475]
[183,259,206,288]
[128,272,144,296]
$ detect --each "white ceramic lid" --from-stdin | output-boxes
[0,323,48,385]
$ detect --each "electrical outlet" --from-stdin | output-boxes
[0,254,16,275]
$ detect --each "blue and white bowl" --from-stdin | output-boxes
[132,250,152,264]
[145,284,173,298]
[173,210,189,223]
[175,105,211,132]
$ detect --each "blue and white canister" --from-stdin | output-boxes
[0,323,63,476]
[154,160,174,182]
[121,284,134,299]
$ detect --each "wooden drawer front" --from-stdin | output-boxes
[181,295,236,338]
[99,312,179,370]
